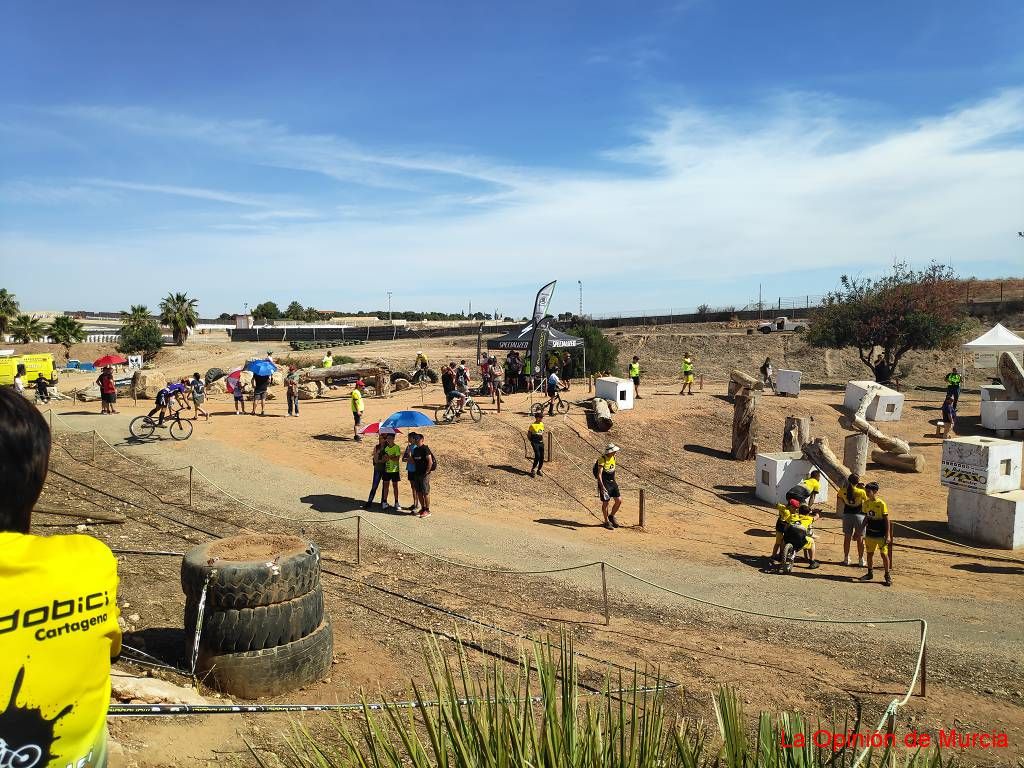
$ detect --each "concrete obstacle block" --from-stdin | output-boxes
[595,376,634,411]
[941,436,1022,493]
[981,385,1007,402]
[755,451,830,506]
[775,369,802,397]
[842,380,904,421]
[980,401,1024,433]
[947,487,1024,550]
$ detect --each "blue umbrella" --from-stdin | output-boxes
[380,410,436,429]
[244,358,278,377]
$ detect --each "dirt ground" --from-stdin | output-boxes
[31,327,1024,767]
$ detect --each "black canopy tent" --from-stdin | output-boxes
[486,323,584,352]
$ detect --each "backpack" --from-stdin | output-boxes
[592,461,601,478]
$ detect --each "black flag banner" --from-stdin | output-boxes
[528,281,556,377]
[531,281,556,322]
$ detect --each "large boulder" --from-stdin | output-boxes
[206,379,227,395]
[270,371,284,387]
[239,370,254,389]
[132,369,166,399]
[297,382,319,400]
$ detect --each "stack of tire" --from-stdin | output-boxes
[181,534,332,699]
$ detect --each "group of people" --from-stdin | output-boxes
[11,363,56,403]
[363,430,436,517]
[147,373,210,425]
[771,469,894,586]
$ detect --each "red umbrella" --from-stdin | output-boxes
[94,354,129,367]
[225,367,243,393]
[358,421,402,435]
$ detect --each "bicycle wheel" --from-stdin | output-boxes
[434,406,453,425]
[169,418,193,441]
[468,402,482,422]
[129,416,156,439]
[555,398,570,414]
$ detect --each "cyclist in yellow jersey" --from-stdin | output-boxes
[0,388,122,768]
[628,356,641,399]
[679,354,695,395]
[861,482,892,586]
[527,414,545,476]
[350,380,365,442]
[322,350,334,368]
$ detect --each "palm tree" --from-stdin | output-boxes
[0,288,19,339]
[120,304,152,330]
[159,292,199,345]
[47,315,87,363]
[10,314,45,343]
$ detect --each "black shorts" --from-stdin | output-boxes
[599,478,620,501]
[631,376,640,386]
[353,411,362,424]
[101,392,116,404]
[383,470,400,482]
[546,386,557,397]
[412,474,430,494]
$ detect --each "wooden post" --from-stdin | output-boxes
[91,430,96,463]
[919,622,927,697]
[731,389,759,460]
[188,466,194,509]
[699,374,704,391]
[801,437,851,490]
[496,388,502,413]
[843,433,869,476]
[356,516,362,566]
[886,712,896,764]
[638,489,646,529]
[588,376,593,393]
[600,562,610,626]
[48,409,53,429]
[546,429,554,461]
[783,416,811,452]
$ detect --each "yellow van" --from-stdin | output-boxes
[0,353,59,386]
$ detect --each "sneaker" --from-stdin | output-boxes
[609,516,620,528]
[530,470,536,477]
[536,469,544,477]
[842,557,850,566]
[861,570,874,582]
[360,502,372,510]
[884,573,892,587]
[603,521,614,530]
[858,556,866,567]
[808,561,820,570]
[419,509,431,518]
[380,502,389,510]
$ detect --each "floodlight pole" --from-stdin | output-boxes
[578,281,583,318]
[387,292,392,324]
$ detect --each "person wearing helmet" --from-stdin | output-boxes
[415,351,429,371]
[594,443,623,530]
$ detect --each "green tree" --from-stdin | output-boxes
[10,314,45,343]
[159,292,199,345]
[284,300,306,320]
[0,288,19,338]
[808,262,969,376]
[118,305,164,357]
[252,301,281,321]
[565,320,618,376]
[47,315,86,363]
[217,312,232,322]
[304,306,321,322]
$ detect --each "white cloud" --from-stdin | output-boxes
[7,90,1024,311]
[82,178,270,207]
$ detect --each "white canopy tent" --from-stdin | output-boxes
[962,323,1024,368]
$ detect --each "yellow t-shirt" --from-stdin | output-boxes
[321,356,333,368]
[0,532,121,767]
[599,455,616,473]
[350,389,363,413]
[842,484,868,511]
[628,362,640,377]
[799,478,821,496]
[528,422,544,438]
[681,358,693,373]
[864,498,889,538]
[383,443,402,473]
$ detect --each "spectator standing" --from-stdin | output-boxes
[13,364,26,397]
[505,352,521,394]
[861,482,893,586]
[362,434,387,509]
[250,372,270,416]
[380,432,402,510]
[873,355,892,385]
[190,372,209,421]
[523,354,533,392]
[97,366,118,414]
[322,350,334,369]
[527,412,545,476]
[679,354,695,395]
[285,367,300,417]
[402,433,419,514]
[0,389,122,767]
[595,443,623,530]
[351,380,365,442]
[487,356,502,402]
[760,357,775,391]
[561,352,573,381]
[840,473,867,566]
[945,367,963,407]
[941,394,957,438]
[411,432,436,518]
[628,356,641,399]
[232,379,246,415]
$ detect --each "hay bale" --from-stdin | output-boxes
[132,369,166,399]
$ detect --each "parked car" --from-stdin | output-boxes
[757,316,808,334]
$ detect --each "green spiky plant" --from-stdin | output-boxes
[263,635,952,768]
[47,315,86,363]
[159,291,199,345]
[10,313,46,343]
[0,288,19,338]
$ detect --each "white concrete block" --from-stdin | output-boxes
[775,369,802,396]
[940,436,1022,493]
[980,401,1024,432]
[947,487,1024,550]
[843,380,904,422]
[754,451,829,506]
[981,384,1007,402]
[595,376,634,411]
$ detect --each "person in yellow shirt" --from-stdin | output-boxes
[595,444,623,530]
[678,354,695,395]
[527,413,545,477]
[351,380,365,442]
[771,499,820,571]
[784,470,821,508]
[861,482,893,586]
[322,350,334,368]
[841,473,868,567]
[628,356,641,399]
[0,388,121,768]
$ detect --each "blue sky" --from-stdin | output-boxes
[1,1,1022,317]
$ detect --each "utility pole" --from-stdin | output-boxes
[758,284,762,322]
[578,280,583,318]
[386,291,392,323]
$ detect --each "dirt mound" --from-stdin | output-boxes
[205,534,310,563]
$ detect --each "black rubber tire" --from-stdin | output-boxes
[181,537,321,610]
[390,371,409,384]
[759,327,772,334]
[186,585,324,654]
[425,368,439,384]
[196,618,334,699]
[129,416,155,439]
[205,367,226,384]
[468,402,482,422]
[169,418,193,441]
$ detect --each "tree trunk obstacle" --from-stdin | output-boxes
[783,416,811,452]
[592,398,614,432]
[730,370,761,460]
[801,436,850,490]
[844,433,870,476]
[300,365,391,398]
[838,385,924,472]
[999,351,1024,400]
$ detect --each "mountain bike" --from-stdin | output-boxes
[435,394,482,424]
[129,407,193,441]
[532,387,570,418]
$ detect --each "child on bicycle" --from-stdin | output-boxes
[148,382,185,427]
[545,367,566,416]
